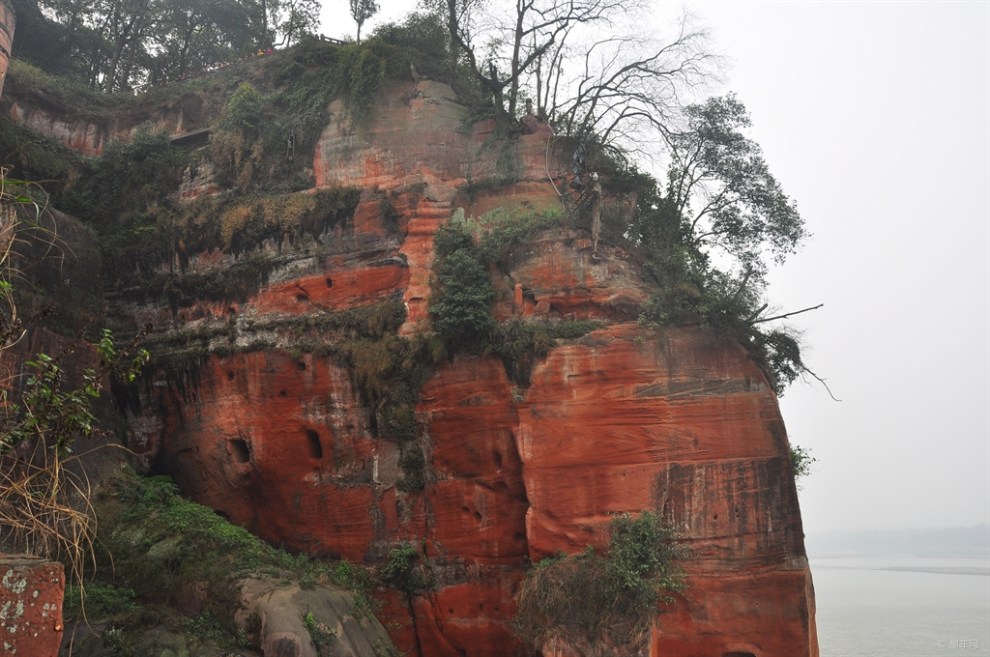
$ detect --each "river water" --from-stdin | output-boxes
[812,557,990,657]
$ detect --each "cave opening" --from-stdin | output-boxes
[229,438,251,463]
[305,429,323,459]
[723,652,758,657]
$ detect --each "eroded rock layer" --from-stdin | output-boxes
[12,75,817,656]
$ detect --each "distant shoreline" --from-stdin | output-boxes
[876,566,990,577]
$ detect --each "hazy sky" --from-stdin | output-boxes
[319,1,990,536]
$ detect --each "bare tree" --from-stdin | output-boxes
[534,13,714,157]
[443,0,628,131]
[442,1,715,160]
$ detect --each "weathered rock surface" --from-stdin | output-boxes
[237,578,396,657]
[0,0,13,99]
[0,554,64,657]
[4,69,818,656]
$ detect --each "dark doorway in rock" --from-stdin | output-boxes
[306,429,323,459]
[724,652,757,657]
[229,438,251,463]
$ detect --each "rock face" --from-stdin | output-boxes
[0,0,13,99]
[237,578,396,657]
[6,71,817,656]
[0,554,64,657]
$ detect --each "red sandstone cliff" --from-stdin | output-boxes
[4,69,818,656]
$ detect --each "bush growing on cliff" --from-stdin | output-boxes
[429,217,496,350]
[514,511,685,654]
[70,470,377,651]
[430,208,601,383]
[0,175,150,610]
[492,318,601,386]
[790,444,817,487]
[378,542,431,594]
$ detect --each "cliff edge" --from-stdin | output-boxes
[2,52,818,657]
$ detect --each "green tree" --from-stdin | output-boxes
[14,0,319,90]
[144,0,255,86]
[664,94,807,280]
[428,217,495,349]
[350,0,380,43]
[257,0,320,47]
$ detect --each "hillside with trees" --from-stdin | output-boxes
[0,3,821,656]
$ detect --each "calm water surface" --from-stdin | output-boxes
[812,557,990,657]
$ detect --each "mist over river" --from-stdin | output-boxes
[811,556,990,657]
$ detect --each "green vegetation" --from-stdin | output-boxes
[473,206,567,266]
[0,174,150,592]
[514,511,685,652]
[429,217,496,350]
[378,543,431,595]
[14,0,319,93]
[69,470,375,653]
[333,332,441,491]
[491,319,601,385]
[303,610,336,657]
[790,444,817,487]
[0,112,81,189]
[0,16,817,650]
[429,208,603,384]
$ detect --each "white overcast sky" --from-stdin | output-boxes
[319,1,990,537]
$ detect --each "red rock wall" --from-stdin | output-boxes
[0,555,64,657]
[109,78,818,657]
[0,0,13,99]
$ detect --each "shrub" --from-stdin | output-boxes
[396,445,426,492]
[428,219,495,349]
[378,543,430,594]
[474,206,565,267]
[790,444,816,487]
[514,511,684,653]
[490,319,601,386]
[303,610,336,657]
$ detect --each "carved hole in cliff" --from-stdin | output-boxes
[295,293,309,303]
[227,371,235,381]
[513,532,526,544]
[724,653,757,657]
[473,511,482,521]
[297,361,307,371]
[325,277,333,288]
[461,505,470,513]
[229,438,251,463]
[278,389,287,397]
[493,450,503,468]
[305,429,323,459]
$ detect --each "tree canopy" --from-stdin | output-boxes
[7,0,815,392]
[13,0,320,92]
[350,0,380,43]
[664,94,806,279]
